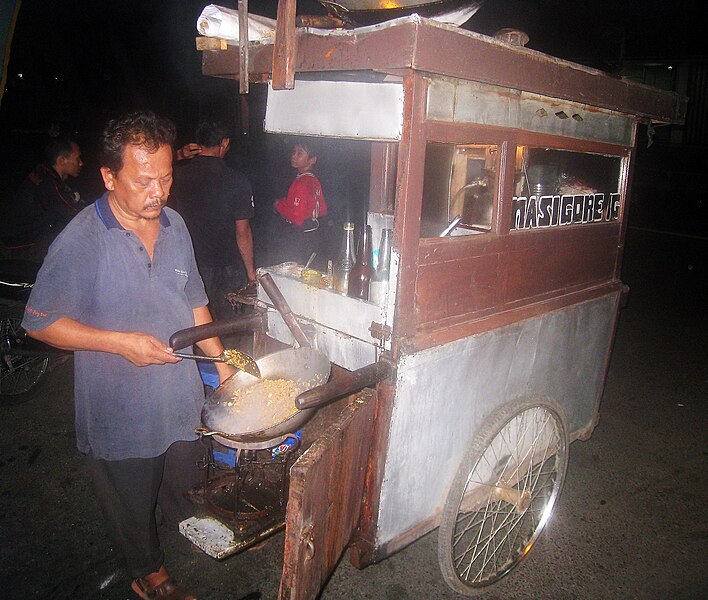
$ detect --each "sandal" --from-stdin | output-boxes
[131,573,197,600]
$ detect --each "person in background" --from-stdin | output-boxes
[271,140,328,265]
[3,135,84,260]
[22,110,232,600]
[170,119,257,323]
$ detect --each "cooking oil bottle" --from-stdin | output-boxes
[333,222,356,294]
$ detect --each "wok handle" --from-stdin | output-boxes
[169,312,266,350]
[295,361,392,410]
[258,272,311,348]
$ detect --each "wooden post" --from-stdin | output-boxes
[238,0,249,94]
[272,0,297,90]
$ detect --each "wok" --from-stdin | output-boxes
[201,346,331,445]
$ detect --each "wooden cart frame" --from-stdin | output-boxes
[196,5,685,598]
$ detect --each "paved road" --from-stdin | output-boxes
[1,227,705,599]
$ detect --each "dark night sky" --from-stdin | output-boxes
[0,0,704,195]
[3,0,704,130]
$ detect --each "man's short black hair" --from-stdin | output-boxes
[44,135,77,166]
[195,119,231,148]
[100,110,176,173]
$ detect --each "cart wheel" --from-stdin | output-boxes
[438,399,568,594]
[0,306,49,403]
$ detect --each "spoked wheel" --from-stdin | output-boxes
[0,306,49,403]
[438,399,569,595]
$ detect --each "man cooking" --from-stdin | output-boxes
[22,110,230,600]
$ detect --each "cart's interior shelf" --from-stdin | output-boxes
[258,268,384,371]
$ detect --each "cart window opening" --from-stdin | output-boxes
[420,143,499,238]
[512,147,622,230]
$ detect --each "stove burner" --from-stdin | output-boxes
[193,438,302,543]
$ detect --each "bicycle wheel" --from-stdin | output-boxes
[438,399,568,594]
[0,306,49,402]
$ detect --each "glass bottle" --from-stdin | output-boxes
[369,228,392,305]
[348,224,373,300]
[333,222,356,294]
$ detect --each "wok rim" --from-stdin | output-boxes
[201,347,330,440]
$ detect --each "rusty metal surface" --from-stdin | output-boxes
[202,17,685,124]
[411,22,686,123]
[427,78,636,146]
[278,391,375,600]
[376,293,617,548]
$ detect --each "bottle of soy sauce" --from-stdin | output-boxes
[348,224,373,300]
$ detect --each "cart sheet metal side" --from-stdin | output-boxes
[376,293,617,546]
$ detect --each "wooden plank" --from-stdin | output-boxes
[202,19,685,124]
[390,73,428,344]
[415,222,621,338]
[279,391,376,600]
[195,36,228,51]
[272,0,297,90]
[410,282,624,352]
[349,379,398,568]
[415,253,502,322]
[414,223,622,329]
[504,227,618,301]
[238,0,249,94]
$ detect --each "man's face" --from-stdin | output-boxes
[100,144,173,221]
[58,143,83,179]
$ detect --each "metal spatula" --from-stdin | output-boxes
[173,348,261,378]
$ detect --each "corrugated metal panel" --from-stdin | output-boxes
[427,77,635,145]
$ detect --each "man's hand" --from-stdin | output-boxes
[176,143,202,161]
[117,332,181,367]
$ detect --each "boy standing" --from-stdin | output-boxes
[272,140,328,264]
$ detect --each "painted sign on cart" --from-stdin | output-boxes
[511,193,621,230]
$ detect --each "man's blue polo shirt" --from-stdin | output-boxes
[22,193,209,460]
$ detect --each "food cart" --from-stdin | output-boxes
[180,3,686,597]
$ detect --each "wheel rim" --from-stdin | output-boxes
[1,313,49,396]
[450,405,566,587]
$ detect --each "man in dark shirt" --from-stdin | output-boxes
[5,135,85,259]
[22,111,231,600]
[170,120,256,322]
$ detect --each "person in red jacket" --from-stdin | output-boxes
[272,140,328,264]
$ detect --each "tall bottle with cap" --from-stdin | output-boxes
[369,228,392,305]
[348,224,373,300]
[332,222,356,294]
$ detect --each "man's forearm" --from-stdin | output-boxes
[27,317,126,353]
[192,306,224,356]
[235,220,257,281]
[26,317,178,367]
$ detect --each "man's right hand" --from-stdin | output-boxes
[118,332,182,367]
[26,317,182,367]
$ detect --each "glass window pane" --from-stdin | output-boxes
[512,147,623,230]
[421,143,499,238]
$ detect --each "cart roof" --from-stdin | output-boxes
[202,15,686,125]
